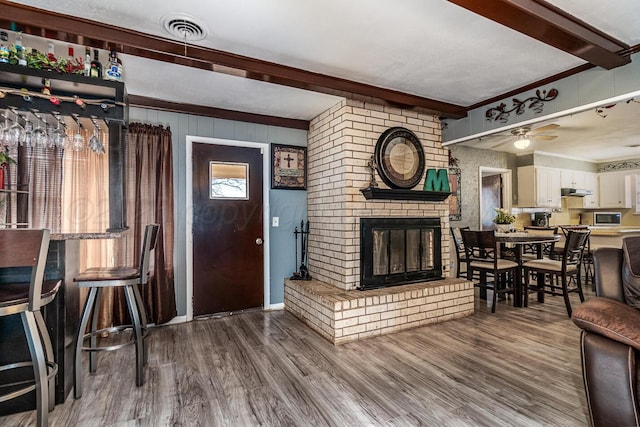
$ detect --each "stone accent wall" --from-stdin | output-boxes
[306,99,450,290]
[285,278,474,345]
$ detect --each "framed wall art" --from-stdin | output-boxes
[271,144,307,190]
[448,168,461,221]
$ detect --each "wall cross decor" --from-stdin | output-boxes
[485,88,558,123]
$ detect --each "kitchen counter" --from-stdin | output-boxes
[50,230,128,240]
[587,226,640,237]
[582,226,640,249]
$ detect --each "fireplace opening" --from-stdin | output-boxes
[360,218,442,290]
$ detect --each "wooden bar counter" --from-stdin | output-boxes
[0,231,126,415]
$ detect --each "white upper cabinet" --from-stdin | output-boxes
[598,171,632,208]
[518,166,562,208]
[560,170,587,189]
[583,172,599,208]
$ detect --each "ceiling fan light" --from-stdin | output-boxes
[514,136,530,149]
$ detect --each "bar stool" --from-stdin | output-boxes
[0,229,60,427]
[73,224,159,399]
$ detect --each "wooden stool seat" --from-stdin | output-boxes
[74,267,140,284]
[0,280,61,310]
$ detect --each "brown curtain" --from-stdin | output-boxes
[113,123,176,325]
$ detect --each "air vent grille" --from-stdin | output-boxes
[161,14,207,41]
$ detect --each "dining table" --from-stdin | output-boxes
[495,231,561,307]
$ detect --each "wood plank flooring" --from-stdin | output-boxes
[0,289,591,426]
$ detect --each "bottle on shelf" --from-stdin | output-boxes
[15,34,26,66]
[84,47,91,76]
[47,42,55,62]
[0,44,8,64]
[104,49,123,81]
[90,49,102,78]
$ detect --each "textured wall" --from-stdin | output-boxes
[447,145,514,230]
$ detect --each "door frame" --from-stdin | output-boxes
[478,167,512,229]
[185,135,271,321]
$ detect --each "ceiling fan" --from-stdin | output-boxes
[491,124,559,150]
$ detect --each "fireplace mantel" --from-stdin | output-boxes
[360,187,450,201]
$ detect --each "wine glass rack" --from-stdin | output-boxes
[0,62,129,232]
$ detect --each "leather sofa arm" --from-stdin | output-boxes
[573,297,640,351]
[573,298,640,427]
[593,247,624,301]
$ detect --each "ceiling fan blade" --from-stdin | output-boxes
[491,139,514,149]
[530,123,559,134]
[533,135,557,141]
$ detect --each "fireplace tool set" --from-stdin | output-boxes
[291,220,311,280]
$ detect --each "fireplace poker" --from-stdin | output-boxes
[291,225,301,279]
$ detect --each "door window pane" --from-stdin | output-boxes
[210,162,249,199]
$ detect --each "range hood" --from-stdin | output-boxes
[561,188,593,197]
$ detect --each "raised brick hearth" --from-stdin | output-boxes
[285,278,474,344]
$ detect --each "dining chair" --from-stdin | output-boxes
[522,226,558,261]
[554,225,593,286]
[450,226,470,279]
[461,230,519,313]
[523,229,590,317]
[73,223,159,399]
[0,229,61,427]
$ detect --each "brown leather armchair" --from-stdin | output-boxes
[572,246,640,427]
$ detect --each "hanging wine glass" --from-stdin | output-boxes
[32,113,48,148]
[21,116,33,148]
[0,111,10,147]
[51,115,67,149]
[8,110,24,147]
[71,117,84,151]
[88,119,105,154]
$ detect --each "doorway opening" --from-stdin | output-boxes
[479,167,512,231]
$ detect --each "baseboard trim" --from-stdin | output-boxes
[266,303,284,310]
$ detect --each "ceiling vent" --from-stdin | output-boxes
[161,13,207,41]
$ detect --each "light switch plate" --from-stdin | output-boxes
[272,217,279,227]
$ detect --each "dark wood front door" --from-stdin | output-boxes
[192,143,264,317]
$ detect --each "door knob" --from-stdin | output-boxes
[256,238,263,245]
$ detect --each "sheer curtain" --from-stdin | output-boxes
[113,123,176,325]
[62,128,115,330]
[1,144,64,231]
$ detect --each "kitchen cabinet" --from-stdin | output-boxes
[561,170,587,189]
[598,171,632,208]
[583,172,599,208]
[517,166,562,208]
[561,169,599,208]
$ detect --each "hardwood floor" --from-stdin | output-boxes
[1,289,591,426]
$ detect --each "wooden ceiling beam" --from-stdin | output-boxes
[0,1,467,119]
[449,0,630,70]
[128,95,310,130]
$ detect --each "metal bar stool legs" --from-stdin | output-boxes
[74,285,146,398]
[22,311,49,426]
[33,310,56,411]
[124,286,144,386]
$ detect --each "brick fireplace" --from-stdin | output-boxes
[284,99,473,344]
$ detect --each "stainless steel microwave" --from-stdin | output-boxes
[583,211,622,226]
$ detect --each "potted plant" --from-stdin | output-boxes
[493,207,516,232]
[0,149,16,190]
